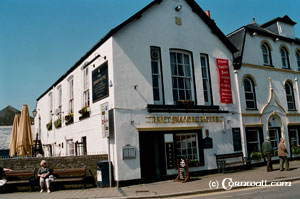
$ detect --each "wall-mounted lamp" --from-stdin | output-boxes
[95,53,106,60]
[32,109,39,117]
[175,5,183,11]
[252,32,257,37]
[274,38,279,42]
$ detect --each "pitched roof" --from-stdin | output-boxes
[37,0,236,101]
[227,15,300,69]
[0,106,21,126]
[261,15,297,28]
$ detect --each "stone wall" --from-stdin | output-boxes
[0,154,108,184]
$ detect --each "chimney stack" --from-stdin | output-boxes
[205,10,211,18]
[252,17,256,24]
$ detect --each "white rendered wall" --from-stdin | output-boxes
[111,0,240,181]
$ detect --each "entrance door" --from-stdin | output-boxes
[139,132,166,182]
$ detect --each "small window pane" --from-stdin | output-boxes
[177,53,183,64]
[151,62,158,74]
[178,78,184,89]
[184,54,189,65]
[152,75,159,87]
[179,90,185,99]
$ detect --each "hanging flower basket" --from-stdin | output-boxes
[46,120,52,131]
[292,146,300,155]
[250,152,262,160]
[65,113,74,125]
[54,118,62,128]
[79,106,90,120]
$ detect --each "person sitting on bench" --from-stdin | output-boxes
[38,160,51,193]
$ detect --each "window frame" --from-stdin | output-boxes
[243,77,257,110]
[170,50,196,104]
[83,67,90,107]
[48,92,53,121]
[285,82,296,111]
[261,43,272,66]
[200,54,213,106]
[280,47,290,69]
[296,51,300,71]
[57,86,62,118]
[175,133,200,162]
[68,78,74,113]
[150,46,164,105]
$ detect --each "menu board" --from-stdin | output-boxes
[166,143,175,169]
[92,62,109,103]
[232,128,242,151]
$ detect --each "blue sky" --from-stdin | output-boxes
[0,0,299,115]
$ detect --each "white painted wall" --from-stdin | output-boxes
[111,0,240,181]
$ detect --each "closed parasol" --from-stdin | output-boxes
[9,114,20,157]
[16,105,34,156]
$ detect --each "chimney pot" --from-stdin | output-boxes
[205,10,210,18]
[252,17,256,24]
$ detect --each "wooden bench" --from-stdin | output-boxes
[216,152,250,173]
[50,167,89,189]
[4,169,36,192]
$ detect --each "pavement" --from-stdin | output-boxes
[1,160,300,199]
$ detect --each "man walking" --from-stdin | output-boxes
[278,138,289,171]
[262,137,273,172]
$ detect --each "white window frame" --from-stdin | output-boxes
[170,50,194,103]
[244,78,257,109]
[281,48,289,69]
[68,78,74,113]
[262,43,271,65]
[48,92,53,121]
[285,82,296,110]
[66,139,75,156]
[200,54,212,105]
[150,47,163,104]
[289,128,299,148]
[83,67,90,107]
[296,51,300,71]
[175,133,199,161]
[57,86,62,118]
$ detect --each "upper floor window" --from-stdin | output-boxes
[150,47,163,104]
[244,77,257,109]
[170,51,194,103]
[296,51,300,71]
[48,92,53,120]
[285,81,296,111]
[57,86,62,117]
[281,47,290,69]
[68,78,74,113]
[262,43,272,65]
[83,67,90,107]
[200,54,212,105]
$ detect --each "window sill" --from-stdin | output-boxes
[245,108,258,111]
[147,104,228,113]
[263,64,274,67]
[288,109,297,112]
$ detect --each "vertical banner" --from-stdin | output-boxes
[216,58,233,103]
[101,102,109,138]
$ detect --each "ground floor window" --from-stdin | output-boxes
[269,128,280,150]
[288,127,300,156]
[175,133,199,161]
[246,127,263,157]
[66,140,75,156]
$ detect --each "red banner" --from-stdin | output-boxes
[216,58,233,104]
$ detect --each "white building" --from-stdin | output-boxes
[228,15,300,161]
[35,0,243,184]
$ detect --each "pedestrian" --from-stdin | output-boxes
[38,160,51,193]
[262,136,273,172]
[0,167,12,186]
[278,138,289,171]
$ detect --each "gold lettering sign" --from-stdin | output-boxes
[146,116,223,124]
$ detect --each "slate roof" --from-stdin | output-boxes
[37,0,237,101]
[0,106,33,126]
[227,15,300,69]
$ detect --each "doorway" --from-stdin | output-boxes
[139,132,166,182]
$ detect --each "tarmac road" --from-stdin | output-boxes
[172,180,300,199]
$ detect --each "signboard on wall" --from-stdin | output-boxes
[92,62,109,103]
[101,102,109,138]
[232,128,242,151]
[166,143,175,169]
[216,58,233,103]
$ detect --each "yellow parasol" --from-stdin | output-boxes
[16,105,34,156]
[9,114,20,157]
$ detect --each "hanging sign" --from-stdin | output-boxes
[216,58,233,103]
[101,102,109,138]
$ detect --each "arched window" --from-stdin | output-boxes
[281,48,290,69]
[244,77,257,109]
[296,51,300,71]
[285,82,296,110]
[262,43,272,65]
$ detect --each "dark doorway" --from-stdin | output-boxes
[139,132,166,182]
